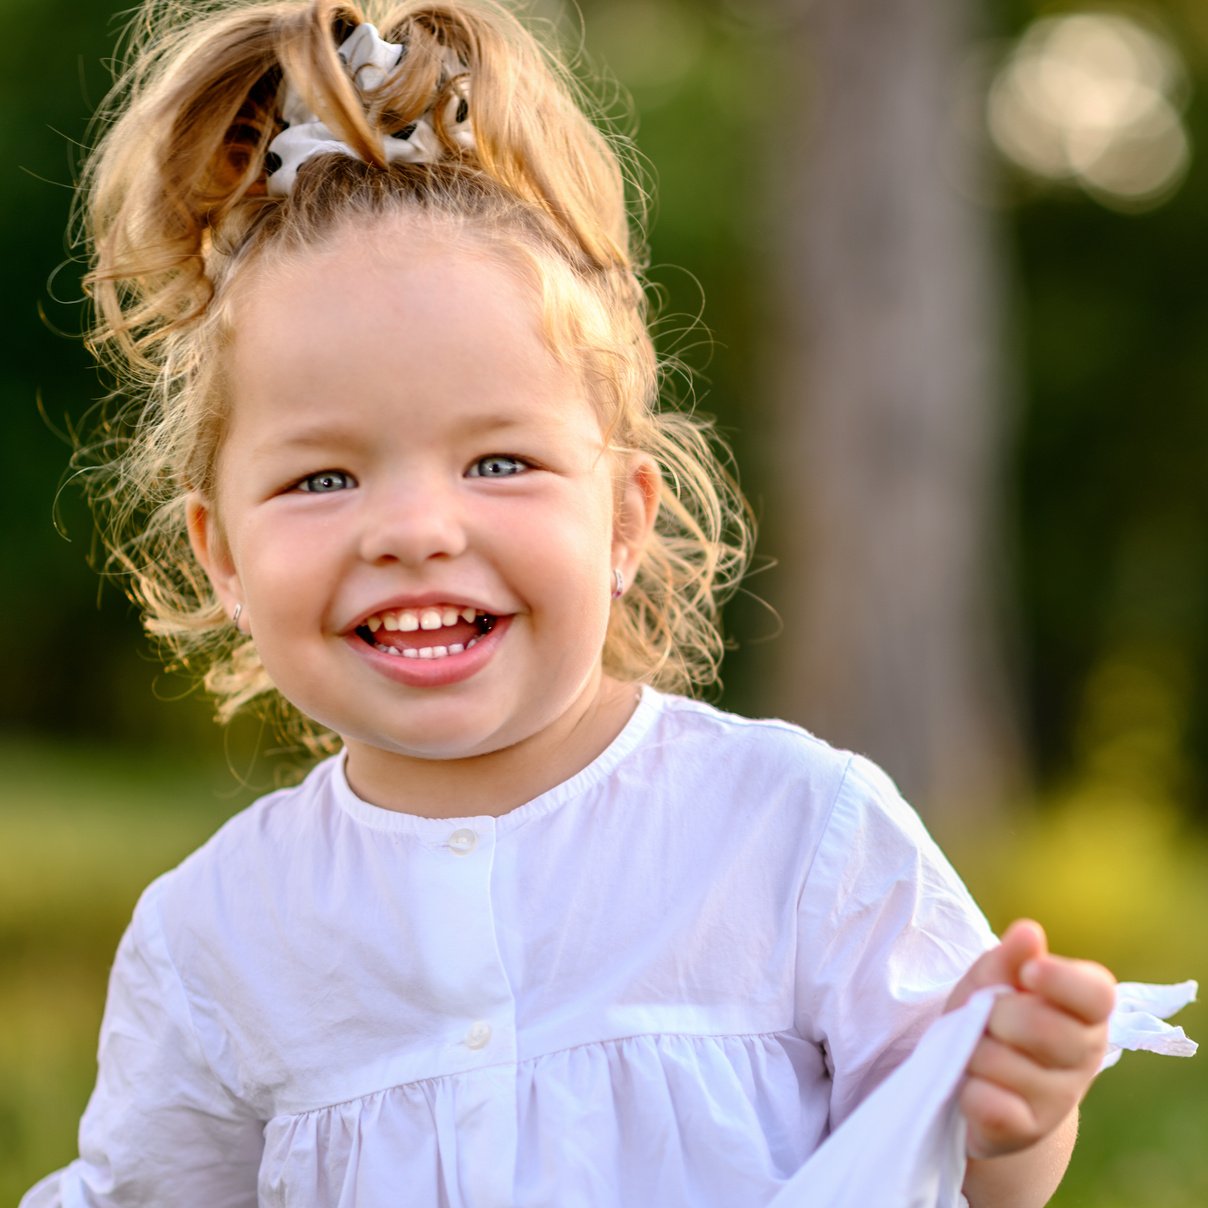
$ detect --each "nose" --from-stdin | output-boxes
[357,475,469,566]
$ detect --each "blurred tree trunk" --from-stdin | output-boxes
[759,0,1023,831]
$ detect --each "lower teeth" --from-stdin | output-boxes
[374,638,477,659]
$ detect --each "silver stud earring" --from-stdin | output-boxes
[610,569,624,600]
[232,603,243,629]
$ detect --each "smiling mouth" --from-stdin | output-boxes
[355,605,498,660]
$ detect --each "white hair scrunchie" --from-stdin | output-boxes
[266,22,474,197]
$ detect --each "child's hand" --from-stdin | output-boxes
[946,919,1116,1160]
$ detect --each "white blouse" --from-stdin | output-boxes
[26,689,1004,1207]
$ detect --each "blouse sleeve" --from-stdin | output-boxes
[795,753,998,1132]
[20,887,263,1208]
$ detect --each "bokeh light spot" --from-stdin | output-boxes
[987,12,1191,211]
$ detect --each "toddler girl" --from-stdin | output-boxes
[24,2,1192,1205]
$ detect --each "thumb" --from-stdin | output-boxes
[946,918,1048,1011]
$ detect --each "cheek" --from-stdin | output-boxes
[536,499,616,579]
[232,520,338,625]
[507,519,613,639]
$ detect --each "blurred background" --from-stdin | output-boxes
[1,0,1205,1201]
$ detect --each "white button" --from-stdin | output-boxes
[448,828,477,855]
[465,1021,492,1050]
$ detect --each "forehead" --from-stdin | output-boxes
[232,224,542,379]
[224,222,601,444]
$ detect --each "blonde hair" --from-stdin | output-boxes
[79,0,753,746]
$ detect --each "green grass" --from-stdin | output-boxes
[1053,1055,1208,1206]
[2,737,1203,1204]
[952,790,1207,1207]
[0,736,260,1202]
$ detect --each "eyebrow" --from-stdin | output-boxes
[254,411,542,458]
[248,425,369,459]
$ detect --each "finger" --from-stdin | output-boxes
[987,992,1109,1071]
[1019,955,1117,1025]
[966,1034,1088,1115]
[947,919,1048,1010]
[960,1075,1042,1159]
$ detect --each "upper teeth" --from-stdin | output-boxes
[365,605,479,633]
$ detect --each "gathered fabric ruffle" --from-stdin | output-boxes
[252,981,1195,1208]
[259,1030,827,1207]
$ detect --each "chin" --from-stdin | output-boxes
[344,717,521,763]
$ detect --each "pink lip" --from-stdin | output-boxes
[346,614,511,688]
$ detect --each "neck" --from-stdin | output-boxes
[341,676,641,819]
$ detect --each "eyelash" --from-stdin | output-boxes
[295,470,356,493]
[467,455,531,478]
[289,457,531,493]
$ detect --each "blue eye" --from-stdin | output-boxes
[468,455,528,478]
[297,470,356,493]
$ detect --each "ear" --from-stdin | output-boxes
[185,492,244,617]
[611,454,660,585]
